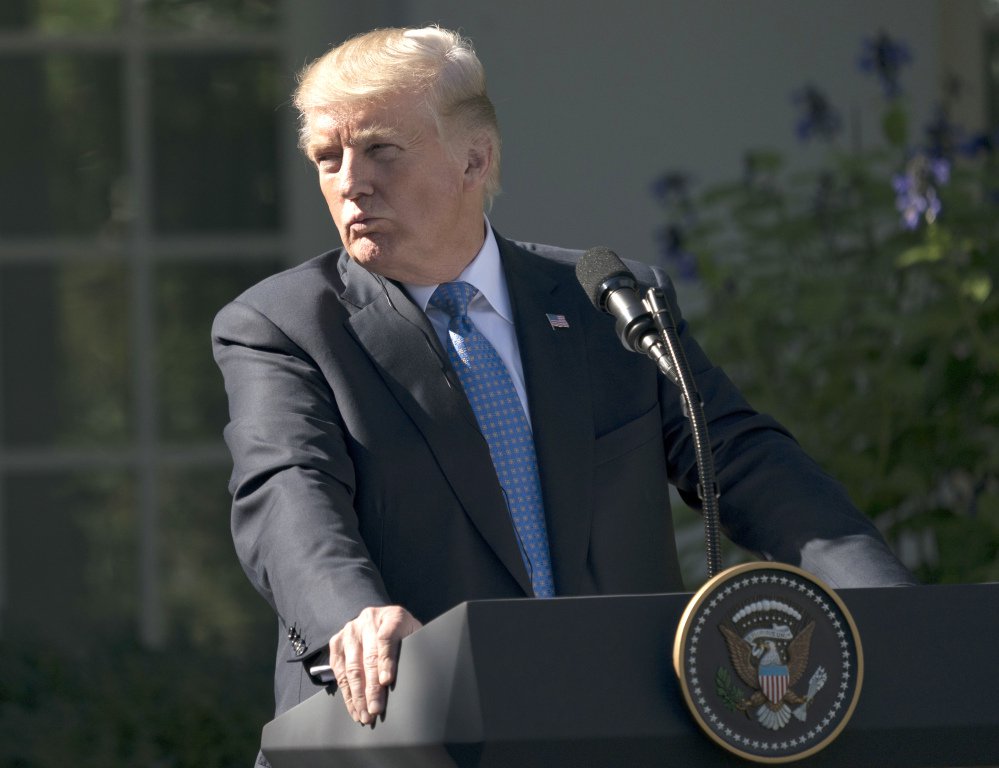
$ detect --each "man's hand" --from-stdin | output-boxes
[328,605,422,724]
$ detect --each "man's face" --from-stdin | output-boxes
[307,91,485,285]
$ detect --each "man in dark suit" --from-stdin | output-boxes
[212,24,915,741]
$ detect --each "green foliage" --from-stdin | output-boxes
[671,92,999,584]
[0,639,273,768]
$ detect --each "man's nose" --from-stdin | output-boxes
[339,150,374,199]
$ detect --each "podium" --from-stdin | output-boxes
[261,584,999,767]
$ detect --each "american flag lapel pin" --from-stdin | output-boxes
[546,313,570,329]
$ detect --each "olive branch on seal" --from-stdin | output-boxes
[715,667,747,712]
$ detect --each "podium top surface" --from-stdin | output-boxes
[262,583,999,768]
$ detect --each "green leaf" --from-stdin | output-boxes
[897,243,943,267]
[744,149,784,173]
[961,274,993,303]
[882,103,908,147]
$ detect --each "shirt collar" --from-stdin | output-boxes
[404,218,513,323]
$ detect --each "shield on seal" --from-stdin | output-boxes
[759,664,789,704]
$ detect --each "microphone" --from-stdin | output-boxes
[575,247,679,385]
[576,246,723,578]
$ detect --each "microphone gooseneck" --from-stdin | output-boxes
[576,247,723,579]
[644,288,723,579]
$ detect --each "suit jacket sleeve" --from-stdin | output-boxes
[647,264,917,588]
[212,297,392,663]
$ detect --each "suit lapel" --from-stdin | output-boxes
[499,237,595,596]
[340,256,532,595]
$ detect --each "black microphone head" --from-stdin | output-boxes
[576,247,635,308]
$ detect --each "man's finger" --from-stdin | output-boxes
[378,606,423,685]
[328,633,357,721]
[341,628,370,724]
[376,630,398,687]
[361,614,385,717]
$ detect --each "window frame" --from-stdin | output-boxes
[0,0,296,648]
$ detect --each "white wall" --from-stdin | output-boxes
[402,0,941,265]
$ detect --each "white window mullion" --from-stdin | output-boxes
[123,0,163,649]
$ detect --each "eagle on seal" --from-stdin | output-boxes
[719,621,816,730]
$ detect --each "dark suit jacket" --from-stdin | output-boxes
[212,232,914,719]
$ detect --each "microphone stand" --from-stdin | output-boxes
[648,283,867,763]
[643,288,723,579]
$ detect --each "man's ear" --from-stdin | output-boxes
[463,134,493,190]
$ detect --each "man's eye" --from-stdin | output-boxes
[316,155,341,172]
[369,143,398,157]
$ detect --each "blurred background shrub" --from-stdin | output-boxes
[656,31,999,585]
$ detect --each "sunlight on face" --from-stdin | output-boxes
[308,91,488,284]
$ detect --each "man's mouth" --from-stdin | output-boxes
[346,214,380,234]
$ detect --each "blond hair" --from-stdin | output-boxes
[293,26,501,202]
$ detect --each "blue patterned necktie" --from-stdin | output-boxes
[430,281,555,598]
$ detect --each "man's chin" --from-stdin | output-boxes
[346,245,394,277]
[345,237,380,261]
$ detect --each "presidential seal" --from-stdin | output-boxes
[673,562,863,763]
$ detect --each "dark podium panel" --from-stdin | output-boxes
[262,584,999,767]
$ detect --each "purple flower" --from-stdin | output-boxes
[651,172,692,207]
[655,224,699,281]
[793,85,841,142]
[959,131,996,157]
[893,153,949,230]
[924,105,960,159]
[859,30,912,99]
[928,157,950,185]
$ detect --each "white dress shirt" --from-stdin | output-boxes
[403,220,532,426]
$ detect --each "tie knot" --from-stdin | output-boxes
[429,281,478,320]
